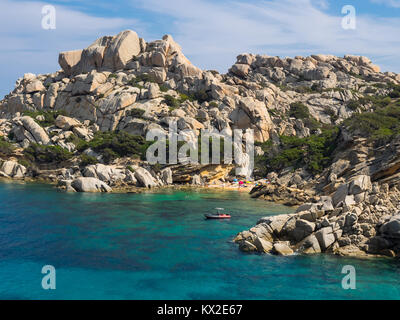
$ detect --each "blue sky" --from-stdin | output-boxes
[0,0,400,98]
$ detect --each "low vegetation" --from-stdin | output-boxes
[24,143,73,164]
[288,102,320,132]
[126,108,146,119]
[77,131,152,164]
[128,73,156,88]
[0,136,15,155]
[79,154,98,166]
[343,103,400,144]
[255,127,340,175]
[163,93,194,110]
[22,110,68,127]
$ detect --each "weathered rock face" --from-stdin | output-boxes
[273,242,294,256]
[59,30,141,76]
[82,164,126,185]
[348,175,372,195]
[134,167,158,188]
[143,34,202,79]
[380,216,400,239]
[250,182,314,206]
[0,160,26,178]
[55,115,82,131]
[71,177,112,192]
[161,167,173,185]
[12,116,50,145]
[230,97,273,142]
[59,50,83,76]
[102,30,141,71]
[58,30,202,82]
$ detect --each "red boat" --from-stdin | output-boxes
[205,208,231,220]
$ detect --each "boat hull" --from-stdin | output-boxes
[204,214,231,220]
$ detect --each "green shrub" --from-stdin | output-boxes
[364,87,377,94]
[347,96,392,111]
[22,110,67,127]
[360,96,391,108]
[7,131,15,141]
[348,72,364,80]
[325,108,338,123]
[294,86,314,94]
[389,85,400,98]
[127,108,146,119]
[209,101,219,108]
[311,83,322,92]
[135,73,154,83]
[127,165,135,173]
[24,143,73,164]
[159,84,169,92]
[343,103,400,143]
[65,134,86,149]
[164,95,180,109]
[80,154,98,166]
[127,73,155,88]
[255,128,339,174]
[288,102,320,132]
[77,131,152,164]
[289,102,310,119]
[128,80,144,89]
[346,100,361,111]
[0,136,15,155]
[372,83,387,89]
[179,93,193,102]
[191,89,210,103]
[18,158,31,168]
[163,93,194,110]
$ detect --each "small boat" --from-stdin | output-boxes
[205,208,231,220]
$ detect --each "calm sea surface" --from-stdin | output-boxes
[0,181,399,299]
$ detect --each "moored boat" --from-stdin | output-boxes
[205,208,231,219]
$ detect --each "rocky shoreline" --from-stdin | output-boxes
[0,165,251,194]
[235,174,400,258]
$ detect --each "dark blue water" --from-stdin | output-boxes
[0,181,400,299]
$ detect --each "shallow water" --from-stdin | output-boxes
[0,181,399,299]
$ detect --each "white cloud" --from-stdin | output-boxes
[0,0,142,97]
[1,0,400,98]
[370,0,400,8]
[135,0,400,74]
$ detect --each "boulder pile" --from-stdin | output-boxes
[235,175,400,257]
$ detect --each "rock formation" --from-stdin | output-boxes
[235,175,400,257]
[1,29,400,258]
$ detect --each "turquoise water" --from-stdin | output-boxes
[0,182,400,299]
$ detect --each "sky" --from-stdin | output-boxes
[0,0,399,98]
